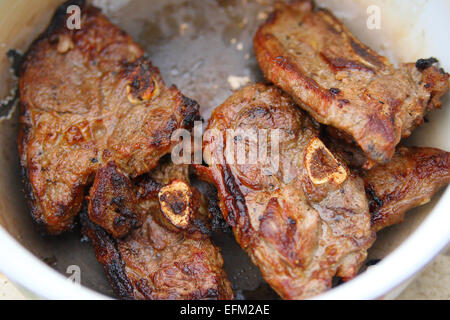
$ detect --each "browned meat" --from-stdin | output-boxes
[362,147,450,231]
[88,162,141,239]
[197,84,375,299]
[254,0,449,164]
[18,0,199,234]
[81,161,233,300]
[322,127,375,170]
[323,136,450,231]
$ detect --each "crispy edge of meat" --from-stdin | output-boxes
[253,0,449,164]
[362,147,450,231]
[82,209,233,300]
[88,161,143,239]
[80,209,135,299]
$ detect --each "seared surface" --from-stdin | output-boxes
[81,161,233,300]
[322,127,375,170]
[198,84,375,299]
[88,162,142,239]
[362,147,450,231]
[254,0,449,164]
[18,1,199,234]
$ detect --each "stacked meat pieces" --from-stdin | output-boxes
[199,84,449,299]
[18,0,450,299]
[81,160,232,299]
[196,0,450,299]
[18,0,232,300]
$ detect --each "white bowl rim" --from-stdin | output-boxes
[0,226,107,300]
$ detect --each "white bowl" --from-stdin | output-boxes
[0,0,448,300]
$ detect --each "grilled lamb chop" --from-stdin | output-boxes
[18,0,199,234]
[254,0,449,164]
[362,147,450,231]
[81,160,233,300]
[196,84,375,299]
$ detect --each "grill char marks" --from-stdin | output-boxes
[221,164,252,247]
[88,161,142,239]
[80,209,135,299]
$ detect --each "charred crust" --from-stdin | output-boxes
[20,165,51,234]
[204,183,231,234]
[329,87,340,95]
[149,117,178,148]
[331,276,344,287]
[136,175,163,200]
[348,39,384,69]
[105,257,135,300]
[222,165,245,226]
[17,69,56,231]
[205,288,220,299]
[415,57,438,71]
[134,279,153,299]
[79,210,135,299]
[17,105,49,233]
[125,59,160,103]
[221,165,251,245]
[192,218,212,237]
[365,184,383,215]
[89,162,140,238]
[181,95,201,129]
